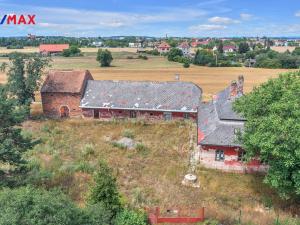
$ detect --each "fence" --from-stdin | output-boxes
[146,207,205,224]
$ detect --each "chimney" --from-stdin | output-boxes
[230,80,238,98]
[237,75,244,95]
[175,74,180,81]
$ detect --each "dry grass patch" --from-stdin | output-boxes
[23,119,299,225]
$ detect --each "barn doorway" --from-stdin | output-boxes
[60,106,70,118]
[94,109,100,119]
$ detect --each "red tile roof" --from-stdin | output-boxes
[157,42,171,48]
[178,42,190,49]
[39,44,69,53]
[41,70,93,93]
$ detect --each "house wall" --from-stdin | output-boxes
[82,108,197,121]
[41,93,82,118]
[199,145,268,173]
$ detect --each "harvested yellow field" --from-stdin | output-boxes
[0,51,295,100]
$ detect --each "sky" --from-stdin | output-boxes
[1,0,300,37]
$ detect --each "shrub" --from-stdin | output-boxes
[183,62,190,68]
[138,55,148,60]
[122,129,135,139]
[0,186,85,225]
[168,48,183,61]
[194,49,214,66]
[115,209,148,225]
[96,49,113,67]
[145,49,159,55]
[112,141,127,149]
[89,161,122,217]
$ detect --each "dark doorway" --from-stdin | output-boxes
[94,109,100,118]
[60,106,70,118]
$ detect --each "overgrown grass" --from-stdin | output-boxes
[23,119,299,225]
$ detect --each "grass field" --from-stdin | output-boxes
[23,119,299,225]
[0,50,294,100]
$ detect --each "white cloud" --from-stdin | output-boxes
[240,13,253,20]
[295,11,300,17]
[189,24,227,32]
[208,16,239,24]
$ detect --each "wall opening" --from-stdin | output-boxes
[60,106,70,118]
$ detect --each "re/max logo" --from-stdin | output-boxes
[0,14,36,25]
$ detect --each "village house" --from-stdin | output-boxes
[41,70,202,121]
[191,39,210,48]
[197,76,268,173]
[178,42,190,56]
[223,45,237,54]
[156,42,171,54]
[39,44,69,55]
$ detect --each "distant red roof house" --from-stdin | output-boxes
[191,40,210,48]
[223,45,237,53]
[39,44,70,55]
[157,42,171,53]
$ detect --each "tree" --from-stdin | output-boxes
[238,42,250,54]
[96,49,113,67]
[63,46,81,57]
[89,160,122,217]
[234,71,300,198]
[217,41,224,54]
[193,49,214,66]
[7,53,50,109]
[0,86,34,186]
[167,48,183,61]
[0,186,112,225]
[292,47,300,56]
[115,209,148,225]
[0,62,7,72]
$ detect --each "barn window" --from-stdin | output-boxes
[238,151,245,161]
[215,150,225,161]
[163,112,172,121]
[130,111,137,118]
[150,112,154,116]
[119,110,123,114]
[183,113,190,119]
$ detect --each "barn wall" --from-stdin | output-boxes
[199,145,268,173]
[41,93,82,118]
[82,108,197,121]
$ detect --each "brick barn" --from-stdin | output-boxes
[197,76,268,173]
[41,70,93,118]
[41,70,202,121]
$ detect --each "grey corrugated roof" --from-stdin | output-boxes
[80,80,202,112]
[198,85,245,147]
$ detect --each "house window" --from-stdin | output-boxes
[163,112,172,121]
[238,151,245,161]
[183,113,190,119]
[215,150,225,161]
[130,111,137,118]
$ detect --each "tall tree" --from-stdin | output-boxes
[89,160,122,217]
[217,41,224,54]
[238,42,250,54]
[0,86,34,186]
[7,53,50,109]
[96,49,113,67]
[234,71,300,198]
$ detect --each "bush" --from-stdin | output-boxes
[193,49,214,66]
[115,209,148,225]
[62,46,81,57]
[138,55,148,60]
[145,49,159,55]
[122,129,135,139]
[96,49,113,67]
[183,62,190,68]
[0,186,85,225]
[168,48,183,61]
[112,141,127,149]
[89,161,122,217]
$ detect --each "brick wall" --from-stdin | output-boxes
[199,145,268,173]
[41,93,82,118]
[82,108,197,122]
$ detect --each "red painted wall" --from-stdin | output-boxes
[82,108,197,121]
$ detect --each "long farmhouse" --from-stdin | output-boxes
[41,70,266,173]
